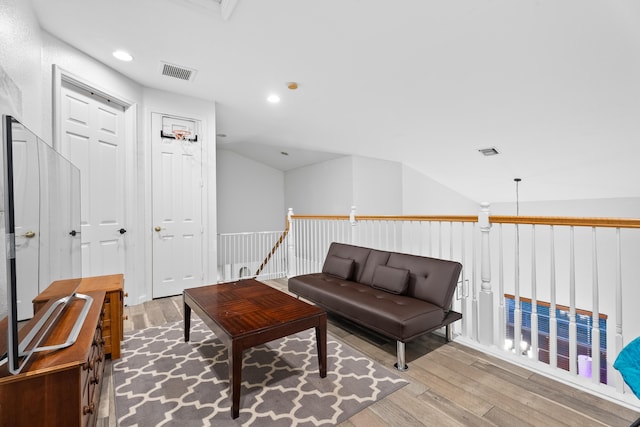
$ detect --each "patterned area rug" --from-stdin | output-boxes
[113,317,408,426]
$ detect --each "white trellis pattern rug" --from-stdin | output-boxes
[113,317,407,426]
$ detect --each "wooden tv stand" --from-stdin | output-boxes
[0,290,106,427]
[33,274,125,359]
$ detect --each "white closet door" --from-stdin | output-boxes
[60,81,127,278]
[151,113,204,298]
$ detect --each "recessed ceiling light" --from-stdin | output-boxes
[113,50,133,61]
[267,94,280,103]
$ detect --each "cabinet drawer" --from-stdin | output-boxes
[103,295,112,320]
[82,320,105,426]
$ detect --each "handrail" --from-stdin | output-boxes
[291,214,477,222]
[490,215,640,229]
[254,222,290,277]
[291,214,640,229]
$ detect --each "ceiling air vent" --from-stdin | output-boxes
[478,147,500,156]
[160,62,197,81]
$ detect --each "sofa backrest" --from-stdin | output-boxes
[323,242,462,310]
[386,252,462,310]
[324,242,372,282]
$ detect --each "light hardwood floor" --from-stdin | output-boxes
[98,279,640,426]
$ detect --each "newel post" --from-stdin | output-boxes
[349,205,358,244]
[287,208,296,277]
[478,202,494,345]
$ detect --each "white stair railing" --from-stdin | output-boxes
[217,230,288,282]
[283,206,640,407]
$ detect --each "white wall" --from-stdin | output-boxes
[285,156,353,215]
[0,0,43,133]
[491,197,640,217]
[402,165,478,215]
[217,149,285,233]
[285,155,478,216]
[353,157,403,215]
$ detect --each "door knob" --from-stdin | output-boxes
[119,228,127,234]
[22,231,36,238]
[154,226,161,232]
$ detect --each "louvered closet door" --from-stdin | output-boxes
[151,113,204,298]
[60,81,127,277]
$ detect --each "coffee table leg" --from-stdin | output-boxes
[316,315,327,378]
[230,341,242,419]
[184,299,191,342]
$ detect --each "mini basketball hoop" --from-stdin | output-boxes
[172,129,191,140]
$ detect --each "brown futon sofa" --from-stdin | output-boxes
[288,242,463,370]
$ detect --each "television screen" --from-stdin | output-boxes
[1,115,82,375]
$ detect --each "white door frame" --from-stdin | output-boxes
[52,65,140,304]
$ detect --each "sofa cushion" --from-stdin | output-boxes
[371,264,410,295]
[322,255,355,280]
[325,242,372,282]
[288,273,445,342]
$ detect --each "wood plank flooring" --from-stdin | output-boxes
[98,279,640,426]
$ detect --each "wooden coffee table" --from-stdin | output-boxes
[183,278,327,419]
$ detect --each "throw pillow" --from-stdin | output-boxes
[322,255,355,280]
[371,264,410,294]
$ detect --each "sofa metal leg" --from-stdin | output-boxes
[394,341,408,371]
[446,324,453,342]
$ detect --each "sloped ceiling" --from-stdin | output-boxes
[31,0,640,203]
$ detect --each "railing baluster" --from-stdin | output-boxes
[449,221,454,261]
[498,223,504,349]
[531,225,538,359]
[472,221,478,341]
[438,221,443,259]
[550,226,557,369]
[569,226,577,376]
[591,227,601,384]
[459,221,466,338]
[615,227,624,391]
[514,223,522,357]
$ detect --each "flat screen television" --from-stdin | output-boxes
[1,115,88,375]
